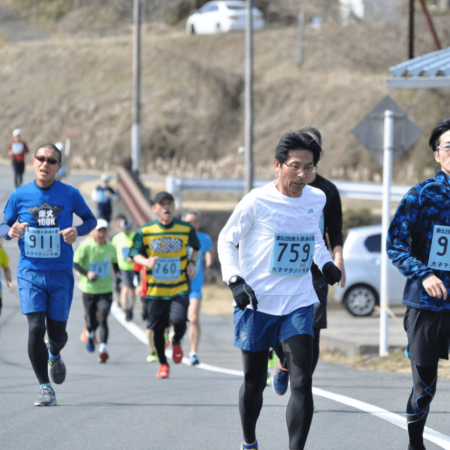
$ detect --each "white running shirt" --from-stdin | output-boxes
[218,181,333,315]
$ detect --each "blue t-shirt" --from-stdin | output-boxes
[189,231,213,292]
[3,180,96,272]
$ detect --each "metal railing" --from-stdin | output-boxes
[166,176,411,209]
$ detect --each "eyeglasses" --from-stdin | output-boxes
[35,156,60,165]
[438,142,450,152]
[283,162,317,174]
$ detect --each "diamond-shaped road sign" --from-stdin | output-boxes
[352,96,422,165]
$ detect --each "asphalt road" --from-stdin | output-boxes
[0,165,449,450]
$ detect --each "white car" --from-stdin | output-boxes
[186,1,265,35]
[333,225,406,316]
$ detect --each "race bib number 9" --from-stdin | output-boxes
[428,225,450,271]
[152,257,181,281]
[270,233,315,276]
[89,261,110,279]
[25,227,60,258]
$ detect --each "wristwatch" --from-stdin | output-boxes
[228,275,242,285]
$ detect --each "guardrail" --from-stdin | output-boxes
[166,176,411,209]
[118,165,154,227]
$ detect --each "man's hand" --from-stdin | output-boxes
[142,256,159,269]
[229,276,258,311]
[59,227,78,245]
[322,262,342,286]
[187,261,196,280]
[334,254,346,288]
[7,221,28,239]
[6,280,13,291]
[87,271,99,282]
[423,275,448,300]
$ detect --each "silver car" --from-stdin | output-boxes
[333,225,406,316]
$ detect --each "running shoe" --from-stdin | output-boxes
[172,343,183,364]
[34,386,57,406]
[48,357,66,385]
[156,363,170,379]
[125,308,133,322]
[86,337,95,353]
[190,354,200,366]
[273,361,289,396]
[240,440,258,450]
[98,350,109,363]
[147,352,158,363]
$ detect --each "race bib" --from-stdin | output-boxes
[270,233,314,277]
[122,247,130,258]
[152,257,180,281]
[12,143,24,155]
[428,225,450,271]
[89,261,110,279]
[24,227,60,258]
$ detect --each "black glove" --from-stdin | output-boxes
[322,262,342,285]
[229,276,258,311]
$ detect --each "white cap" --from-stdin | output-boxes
[100,173,111,182]
[13,129,21,137]
[55,142,64,151]
[95,219,109,230]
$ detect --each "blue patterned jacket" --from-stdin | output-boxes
[387,170,450,311]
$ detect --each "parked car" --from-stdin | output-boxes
[186,1,265,35]
[333,225,406,316]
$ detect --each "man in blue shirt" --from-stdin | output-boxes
[91,173,117,223]
[183,210,213,365]
[0,143,96,406]
[387,116,450,450]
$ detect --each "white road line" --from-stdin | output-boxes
[112,303,450,449]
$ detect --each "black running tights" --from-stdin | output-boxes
[275,327,321,374]
[240,334,314,450]
[153,319,186,365]
[407,362,438,450]
[26,312,68,385]
[83,294,112,344]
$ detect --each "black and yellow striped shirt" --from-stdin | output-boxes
[129,218,200,300]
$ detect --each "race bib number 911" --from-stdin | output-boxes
[270,233,314,276]
[429,225,450,271]
[24,227,60,258]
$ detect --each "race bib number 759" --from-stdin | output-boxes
[270,233,314,276]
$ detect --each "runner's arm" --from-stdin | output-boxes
[313,221,333,271]
[218,196,255,282]
[0,215,15,240]
[73,262,88,276]
[387,188,434,281]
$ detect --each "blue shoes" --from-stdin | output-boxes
[241,441,258,450]
[272,361,289,396]
[86,337,95,353]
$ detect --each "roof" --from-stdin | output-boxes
[386,46,450,89]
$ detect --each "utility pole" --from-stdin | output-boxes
[131,0,141,173]
[408,0,414,59]
[245,0,254,193]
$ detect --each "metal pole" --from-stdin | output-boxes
[417,0,442,50]
[244,0,254,193]
[379,110,394,357]
[408,0,414,59]
[297,11,305,68]
[131,0,141,173]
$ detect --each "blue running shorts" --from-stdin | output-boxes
[234,304,314,352]
[17,267,75,321]
[189,290,202,301]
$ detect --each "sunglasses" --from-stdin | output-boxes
[35,155,60,165]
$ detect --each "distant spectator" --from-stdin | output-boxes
[54,142,67,183]
[91,173,117,223]
[8,128,29,188]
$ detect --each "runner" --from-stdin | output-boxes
[110,214,127,307]
[91,173,117,223]
[0,236,14,337]
[0,143,96,406]
[7,128,30,188]
[73,219,118,363]
[387,115,450,450]
[129,191,200,379]
[218,131,341,450]
[111,218,136,321]
[272,126,346,395]
[182,210,213,365]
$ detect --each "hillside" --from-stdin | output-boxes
[0,3,449,185]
